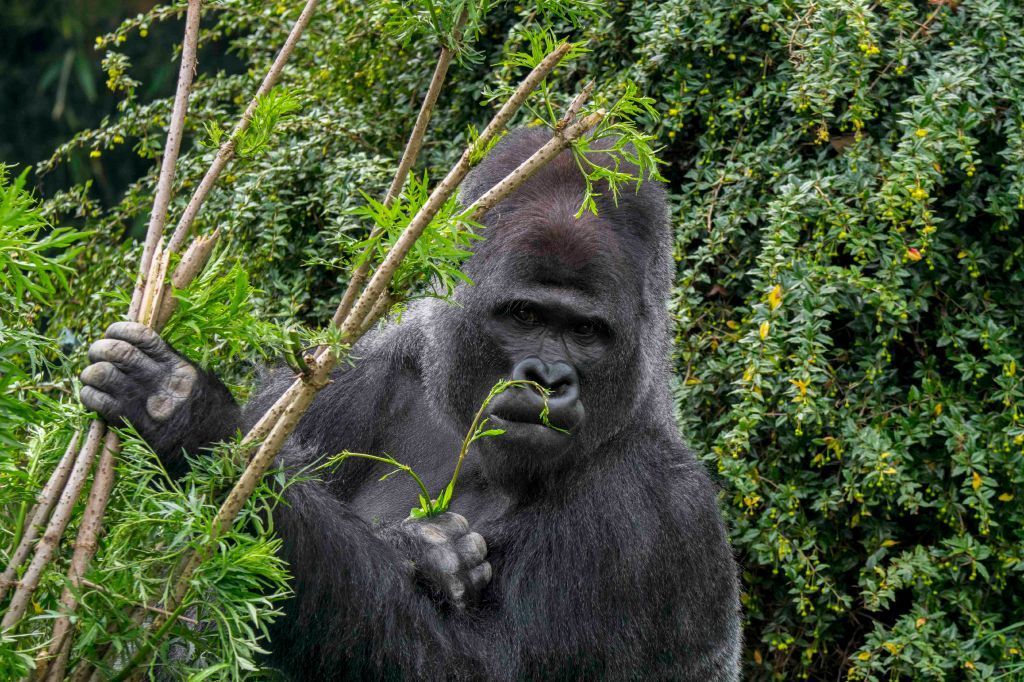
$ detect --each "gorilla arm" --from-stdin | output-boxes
[654,451,742,682]
[264,459,489,677]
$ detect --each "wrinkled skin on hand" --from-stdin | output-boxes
[385,513,491,610]
[80,321,240,478]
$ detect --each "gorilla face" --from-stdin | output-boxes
[423,129,672,493]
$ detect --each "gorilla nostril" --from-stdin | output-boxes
[511,358,579,399]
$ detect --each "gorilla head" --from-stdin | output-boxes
[421,128,673,493]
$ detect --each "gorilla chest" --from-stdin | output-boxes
[344,397,498,525]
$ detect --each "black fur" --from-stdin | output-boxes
[82,129,742,680]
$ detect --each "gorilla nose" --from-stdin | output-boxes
[511,358,579,408]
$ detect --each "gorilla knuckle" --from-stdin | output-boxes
[413,522,450,544]
[434,512,469,536]
[80,361,117,388]
[455,532,487,564]
[424,546,460,575]
[467,561,492,589]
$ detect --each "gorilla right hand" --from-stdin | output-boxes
[80,321,239,475]
[382,512,492,611]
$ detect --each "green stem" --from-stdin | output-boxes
[334,452,434,512]
[445,379,549,507]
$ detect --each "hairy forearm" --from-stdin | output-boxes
[264,479,470,677]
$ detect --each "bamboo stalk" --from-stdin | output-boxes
[128,0,204,321]
[1,422,106,629]
[330,41,572,333]
[333,39,457,325]
[0,432,80,603]
[39,431,121,681]
[166,0,320,255]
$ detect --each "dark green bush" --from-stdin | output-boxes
[11,0,1024,678]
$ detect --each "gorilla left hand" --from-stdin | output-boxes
[388,512,491,610]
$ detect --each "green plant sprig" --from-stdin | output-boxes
[325,378,563,519]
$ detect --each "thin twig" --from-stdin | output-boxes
[556,79,594,130]
[355,291,393,336]
[0,432,80,603]
[464,111,604,220]
[166,0,320,255]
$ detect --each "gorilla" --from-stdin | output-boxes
[80,128,742,680]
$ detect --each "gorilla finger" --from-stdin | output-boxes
[442,574,466,609]
[404,521,448,546]
[430,512,469,536]
[80,361,131,394]
[106,322,177,362]
[466,561,492,592]
[453,532,487,568]
[424,546,460,575]
[80,386,124,422]
[88,339,162,377]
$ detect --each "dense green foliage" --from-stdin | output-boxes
[3,0,1024,678]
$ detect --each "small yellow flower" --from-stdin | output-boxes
[668,108,679,116]
[915,128,927,138]
[972,471,983,491]
[999,493,1014,502]
[759,321,770,340]
[112,134,124,144]
[858,652,870,661]
[140,28,148,38]
[89,150,101,158]
[916,617,927,628]
[906,248,922,262]
[910,187,928,201]
[768,284,783,310]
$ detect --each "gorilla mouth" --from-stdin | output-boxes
[485,387,584,440]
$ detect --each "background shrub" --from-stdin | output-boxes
[7,0,1024,678]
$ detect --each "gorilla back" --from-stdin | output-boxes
[80,128,741,680]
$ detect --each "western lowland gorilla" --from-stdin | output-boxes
[80,128,742,680]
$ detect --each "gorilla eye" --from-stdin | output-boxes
[508,302,540,326]
[572,320,598,339]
